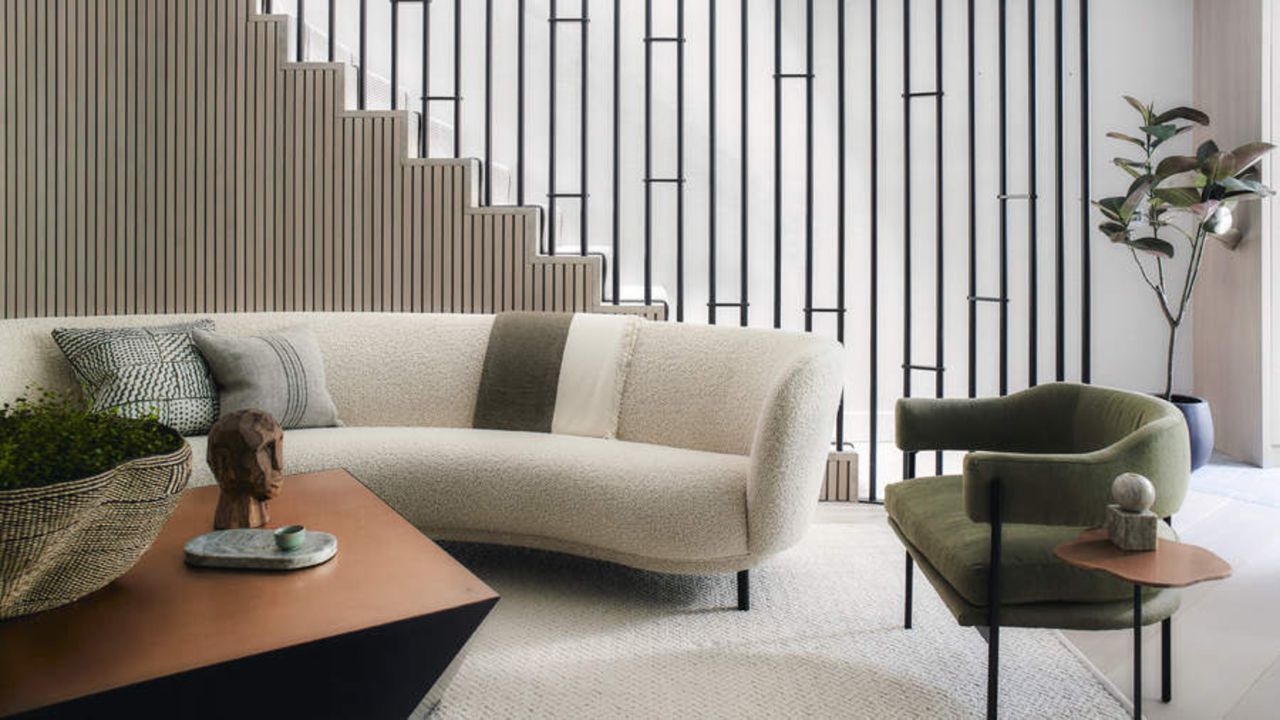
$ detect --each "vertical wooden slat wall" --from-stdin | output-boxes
[0,0,662,322]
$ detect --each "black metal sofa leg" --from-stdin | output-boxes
[905,552,914,629]
[737,569,750,611]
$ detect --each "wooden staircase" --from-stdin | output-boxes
[0,0,663,321]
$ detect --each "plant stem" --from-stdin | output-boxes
[1164,320,1177,401]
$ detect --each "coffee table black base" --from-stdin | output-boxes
[13,598,496,720]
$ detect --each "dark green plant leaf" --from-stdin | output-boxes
[1229,142,1276,175]
[1141,124,1180,143]
[1124,95,1153,123]
[1202,151,1237,182]
[1095,196,1128,221]
[1152,187,1201,207]
[1152,125,1193,148]
[1197,140,1221,165]
[1126,237,1176,258]
[1122,177,1153,217]
[1099,221,1128,242]
[1152,106,1210,126]
[1155,155,1200,180]
[1219,176,1271,195]
[1107,131,1147,148]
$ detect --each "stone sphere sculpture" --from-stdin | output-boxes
[1111,472,1156,514]
[207,409,285,530]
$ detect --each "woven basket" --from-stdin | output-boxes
[0,434,192,620]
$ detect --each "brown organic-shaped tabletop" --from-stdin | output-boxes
[1055,528,1232,588]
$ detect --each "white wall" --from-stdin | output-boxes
[299,0,1195,447]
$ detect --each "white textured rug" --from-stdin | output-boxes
[422,521,1127,719]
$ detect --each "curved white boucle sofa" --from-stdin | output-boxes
[0,312,843,585]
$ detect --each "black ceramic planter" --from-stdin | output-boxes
[1170,394,1214,471]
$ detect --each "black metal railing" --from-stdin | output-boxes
[266,0,1095,502]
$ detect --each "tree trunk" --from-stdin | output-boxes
[1163,321,1178,401]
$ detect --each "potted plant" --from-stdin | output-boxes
[1096,97,1275,470]
[0,388,192,619]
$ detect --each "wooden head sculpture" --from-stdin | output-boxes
[207,409,285,530]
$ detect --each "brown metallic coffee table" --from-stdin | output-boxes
[1055,528,1231,720]
[0,469,498,719]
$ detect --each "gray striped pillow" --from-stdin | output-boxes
[192,326,340,430]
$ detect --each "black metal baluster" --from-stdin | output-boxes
[1027,0,1039,387]
[1080,0,1092,383]
[297,0,305,62]
[421,0,430,156]
[518,0,525,202]
[611,0,620,301]
[868,0,880,501]
[453,0,461,158]
[358,0,366,108]
[642,0,652,304]
[327,0,334,61]
[676,0,686,320]
[773,0,782,329]
[708,0,718,324]
[549,0,558,255]
[803,0,813,333]
[998,0,1009,395]
[485,0,493,204]
[835,0,848,450]
[967,0,977,398]
[1054,0,1065,381]
[580,0,590,257]
[901,0,911,480]
[391,1,398,108]
[933,0,944,475]
[740,0,749,327]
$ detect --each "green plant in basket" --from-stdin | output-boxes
[0,387,182,490]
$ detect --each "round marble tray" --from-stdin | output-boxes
[184,529,338,570]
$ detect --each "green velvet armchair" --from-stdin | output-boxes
[886,382,1190,719]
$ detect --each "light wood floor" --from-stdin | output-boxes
[815,459,1280,720]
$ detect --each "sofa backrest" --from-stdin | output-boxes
[0,312,495,430]
[0,312,839,457]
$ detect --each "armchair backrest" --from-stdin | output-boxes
[897,383,1191,525]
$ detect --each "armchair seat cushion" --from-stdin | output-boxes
[886,474,1175,607]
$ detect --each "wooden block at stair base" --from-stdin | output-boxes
[1105,505,1158,551]
[822,452,859,503]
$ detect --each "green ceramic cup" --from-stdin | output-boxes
[274,525,306,551]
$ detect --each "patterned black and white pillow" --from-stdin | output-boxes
[52,320,219,435]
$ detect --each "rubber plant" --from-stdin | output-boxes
[1096,97,1275,400]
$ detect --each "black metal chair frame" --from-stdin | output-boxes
[901,466,1175,719]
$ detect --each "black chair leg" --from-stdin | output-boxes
[987,479,1002,720]
[736,569,750,611]
[904,552,914,629]
[1133,585,1143,720]
[1162,617,1172,703]
[987,622,1000,720]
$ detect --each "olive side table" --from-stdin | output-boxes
[1055,528,1231,720]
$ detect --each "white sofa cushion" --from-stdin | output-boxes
[185,427,750,564]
